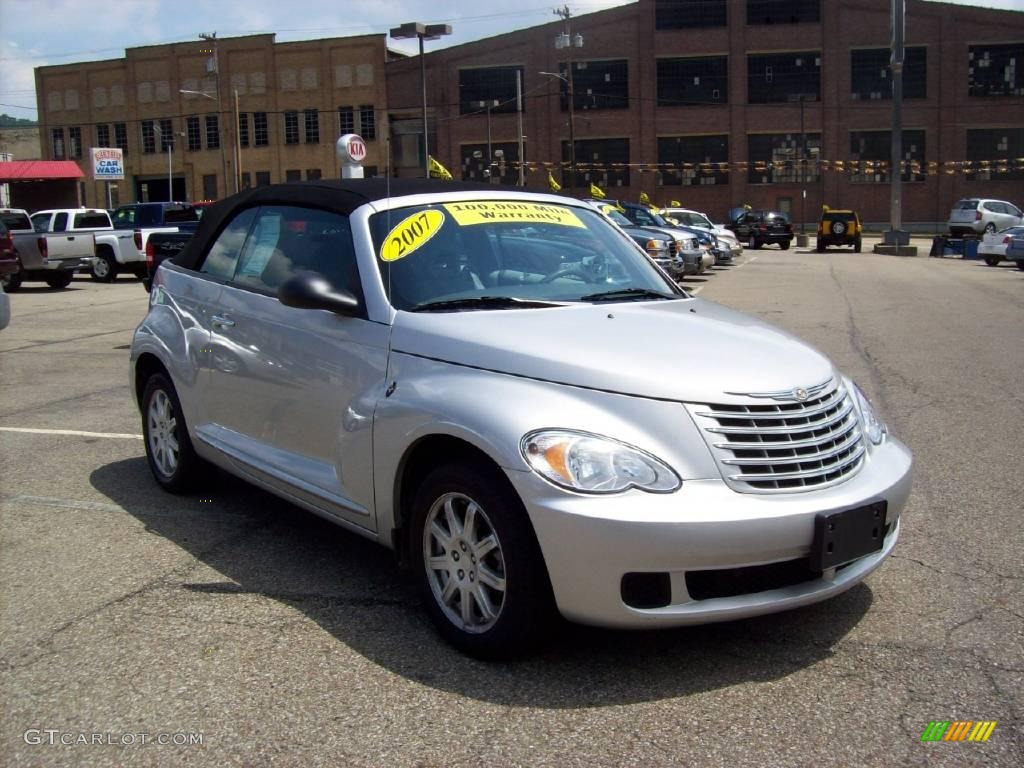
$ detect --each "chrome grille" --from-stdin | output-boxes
[688,380,865,493]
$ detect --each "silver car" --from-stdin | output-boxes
[131,181,912,658]
[947,198,1023,236]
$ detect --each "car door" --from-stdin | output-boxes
[45,212,81,258]
[201,204,389,531]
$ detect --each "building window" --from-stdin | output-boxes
[96,124,110,148]
[458,66,525,115]
[238,113,249,147]
[186,117,201,151]
[306,169,322,180]
[359,105,376,139]
[562,137,629,189]
[747,0,820,25]
[256,171,271,186]
[655,0,727,29]
[114,122,128,153]
[657,56,728,106]
[338,106,355,135]
[363,165,378,178]
[240,171,252,189]
[747,133,821,184]
[51,128,65,159]
[658,135,729,186]
[205,115,219,150]
[851,47,926,100]
[849,130,926,183]
[460,142,521,185]
[304,109,319,144]
[748,51,820,103]
[202,174,218,200]
[966,128,1024,180]
[141,120,156,154]
[253,112,268,146]
[554,60,628,111]
[159,119,172,151]
[68,126,82,159]
[968,43,1024,97]
[284,111,299,145]
[285,169,302,182]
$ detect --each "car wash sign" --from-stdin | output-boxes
[91,148,124,180]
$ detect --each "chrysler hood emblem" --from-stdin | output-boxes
[793,387,809,401]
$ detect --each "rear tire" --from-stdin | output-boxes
[0,269,21,292]
[141,373,204,493]
[779,240,791,250]
[985,222,997,233]
[1017,260,1024,271]
[411,460,555,659]
[815,239,825,252]
[854,237,862,253]
[45,271,74,289]
[91,253,118,283]
[984,255,1000,267]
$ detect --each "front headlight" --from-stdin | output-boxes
[521,429,681,494]
[852,384,887,445]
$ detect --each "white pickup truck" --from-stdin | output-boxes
[31,208,141,282]
[0,208,96,290]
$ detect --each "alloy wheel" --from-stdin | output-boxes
[147,389,180,477]
[422,492,507,634]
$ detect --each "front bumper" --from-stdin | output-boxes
[506,437,912,629]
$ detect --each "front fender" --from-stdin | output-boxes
[372,352,718,539]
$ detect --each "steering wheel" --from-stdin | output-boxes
[540,265,590,283]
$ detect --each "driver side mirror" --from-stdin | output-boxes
[278,270,360,316]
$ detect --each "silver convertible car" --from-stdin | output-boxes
[131,180,912,658]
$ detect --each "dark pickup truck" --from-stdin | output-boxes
[143,222,200,291]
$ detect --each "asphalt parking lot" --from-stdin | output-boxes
[1,249,1022,767]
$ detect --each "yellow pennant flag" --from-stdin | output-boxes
[589,182,605,199]
[428,155,453,181]
[547,172,562,192]
[669,200,681,207]
[639,191,651,205]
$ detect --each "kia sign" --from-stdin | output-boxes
[91,147,124,180]
[336,134,366,178]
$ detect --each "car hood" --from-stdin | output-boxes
[391,298,836,403]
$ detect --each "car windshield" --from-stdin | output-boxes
[370,200,683,311]
[823,212,855,222]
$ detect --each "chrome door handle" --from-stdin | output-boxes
[211,315,235,329]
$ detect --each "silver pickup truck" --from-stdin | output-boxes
[0,208,95,290]
[31,208,140,282]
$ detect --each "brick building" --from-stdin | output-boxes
[34,33,393,208]
[387,0,1024,225]
[33,0,1024,224]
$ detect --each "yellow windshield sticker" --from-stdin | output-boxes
[443,201,585,228]
[380,209,445,262]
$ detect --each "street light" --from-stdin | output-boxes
[390,21,453,179]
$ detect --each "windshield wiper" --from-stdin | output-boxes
[579,287,681,303]
[410,296,566,312]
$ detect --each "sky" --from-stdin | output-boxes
[1,0,1022,121]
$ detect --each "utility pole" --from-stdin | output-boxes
[883,0,909,246]
[516,69,525,186]
[200,32,231,196]
[553,5,582,192]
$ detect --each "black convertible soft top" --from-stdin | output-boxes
[173,178,508,272]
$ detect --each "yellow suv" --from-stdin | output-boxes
[816,208,862,252]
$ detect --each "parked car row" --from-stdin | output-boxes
[979,225,1024,270]
[0,202,201,290]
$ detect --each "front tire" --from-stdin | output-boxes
[141,373,203,493]
[46,271,74,289]
[854,237,862,253]
[91,253,118,282]
[747,235,761,250]
[984,255,1000,267]
[1017,260,1024,271]
[411,461,555,659]
[779,240,791,250]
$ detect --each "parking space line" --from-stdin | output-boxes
[0,427,143,439]
[735,255,759,269]
[1,493,128,514]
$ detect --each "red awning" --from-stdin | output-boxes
[0,161,85,182]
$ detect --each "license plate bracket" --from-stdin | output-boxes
[811,501,887,571]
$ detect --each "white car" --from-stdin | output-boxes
[661,207,743,257]
[979,225,1024,266]
[947,199,1023,237]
